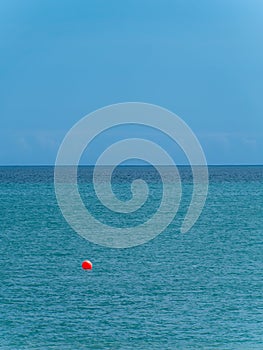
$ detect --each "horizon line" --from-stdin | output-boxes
[0,164,263,167]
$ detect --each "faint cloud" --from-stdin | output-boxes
[17,136,31,151]
[33,131,59,150]
[242,137,257,148]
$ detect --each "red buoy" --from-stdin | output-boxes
[82,260,92,270]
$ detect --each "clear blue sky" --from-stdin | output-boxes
[1,0,262,165]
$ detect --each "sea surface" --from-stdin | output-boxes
[0,166,263,349]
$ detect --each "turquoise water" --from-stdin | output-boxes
[0,166,263,349]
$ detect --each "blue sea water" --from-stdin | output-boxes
[0,166,263,349]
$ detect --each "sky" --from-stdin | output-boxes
[0,0,262,165]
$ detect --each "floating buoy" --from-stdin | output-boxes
[82,260,92,270]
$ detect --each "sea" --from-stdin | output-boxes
[0,166,262,349]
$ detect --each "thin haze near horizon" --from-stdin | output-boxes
[0,0,262,165]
